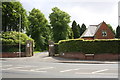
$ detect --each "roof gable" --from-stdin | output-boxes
[81,22,102,38]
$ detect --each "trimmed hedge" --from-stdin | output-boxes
[58,39,120,54]
[2,44,26,52]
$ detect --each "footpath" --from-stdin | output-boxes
[0,52,118,64]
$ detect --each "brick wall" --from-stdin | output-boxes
[0,52,26,58]
[60,52,119,61]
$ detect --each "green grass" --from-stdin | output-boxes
[33,51,41,54]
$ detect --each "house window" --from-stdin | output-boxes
[102,31,107,37]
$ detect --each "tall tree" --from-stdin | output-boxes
[27,8,51,51]
[116,25,120,38]
[71,20,80,39]
[80,23,86,36]
[49,7,71,42]
[2,2,28,32]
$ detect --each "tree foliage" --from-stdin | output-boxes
[1,31,33,45]
[71,20,80,39]
[107,24,115,34]
[80,23,86,36]
[2,2,29,32]
[27,8,51,51]
[49,7,71,43]
[116,25,120,38]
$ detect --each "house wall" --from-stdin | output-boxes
[94,22,115,39]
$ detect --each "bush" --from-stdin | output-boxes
[1,31,34,45]
[58,39,120,54]
[1,31,34,52]
[2,44,26,52]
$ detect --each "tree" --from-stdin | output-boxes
[68,27,74,39]
[27,8,51,51]
[2,2,29,32]
[49,7,71,42]
[80,23,86,36]
[116,25,120,38]
[71,20,80,39]
[107,24,115,34]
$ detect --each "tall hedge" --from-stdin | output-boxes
[58,39,120,54]
[1,31,34,52]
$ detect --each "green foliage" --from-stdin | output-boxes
[116,25,120,38]
[2,2,29,32]
[58,39,120,54]
[1,31,34,45]
[54,43,59,54]
[80,23,86,36]
[2,44,26,52]
[49,7,71,43]
[71,20,80,39]
[27,8,51,51]
[107,24,115,34]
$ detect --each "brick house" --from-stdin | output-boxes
[80,21,115,39]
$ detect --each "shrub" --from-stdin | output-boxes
[2,44,26,52]
[1,31,34,52]
[58,39,120,54]
[1,31,34,45]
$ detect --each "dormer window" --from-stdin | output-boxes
[102,31,107,37]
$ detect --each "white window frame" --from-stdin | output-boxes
[102,31,107,37]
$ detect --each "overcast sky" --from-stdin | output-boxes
[20,0,119,30]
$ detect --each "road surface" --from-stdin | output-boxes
[0,52,118,78]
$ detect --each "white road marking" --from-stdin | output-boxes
[0,61,7,62]
[18,69,47,72]
[33,67,54,71]
[2,65,36,70]
[43,57,51,59]
[92,69,109,74]
[76,72,117,75]
[76,72,92,74]
[2,66,53,73]
[2,65,13,67]
[60,68,80,73]
[2,67,24,70]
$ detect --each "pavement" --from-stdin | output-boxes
[1,52,118,64]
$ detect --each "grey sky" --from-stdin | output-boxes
[20,0,119,30]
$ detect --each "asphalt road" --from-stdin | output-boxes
[0,52,118,78]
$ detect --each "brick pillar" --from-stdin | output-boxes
[48,41,55,56]
[26,40,33,57]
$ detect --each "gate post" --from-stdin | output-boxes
[26,40,33,57]
[48,41,55,56]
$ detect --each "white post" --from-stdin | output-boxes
[19,14,21,57]
[13,10,21,57]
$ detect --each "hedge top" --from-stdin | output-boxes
[1,31,34,45]
[58,39,120,54]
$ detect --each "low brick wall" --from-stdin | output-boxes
[60,52,119,61]
[0,52,26,58]
[94,53,119,60]
[61,52,85,59]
